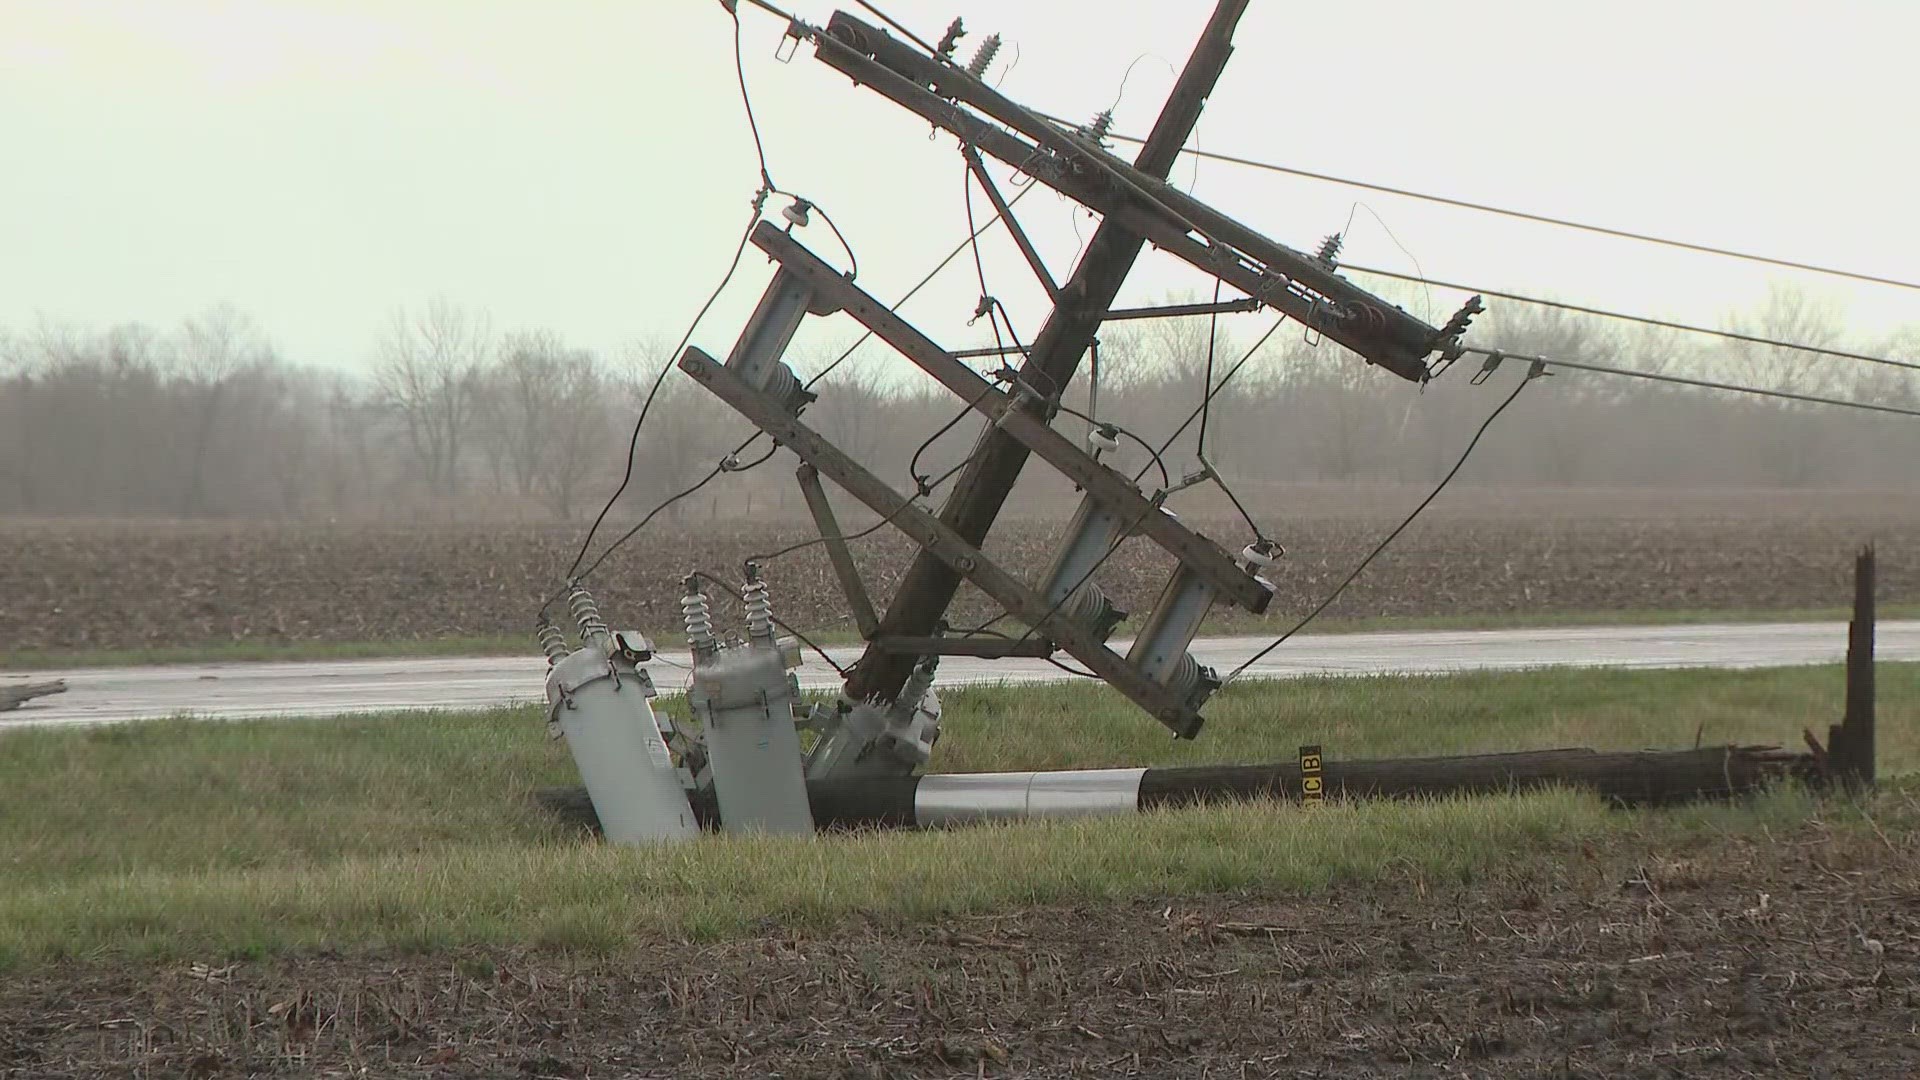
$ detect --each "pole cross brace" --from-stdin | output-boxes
[752,222,1271,615]
[680,344,1215,739]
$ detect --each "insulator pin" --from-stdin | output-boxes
[1314,232,1344,271]
[681,575,716,657]
[568,583,610,647]
[966,33,1001,78]
[536,617,570,665]
[742,561,775,644]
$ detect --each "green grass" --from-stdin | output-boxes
[1,663,1912,966]
[1187,602,1920,639]
[0,634,535,670]
[931,662,1920,772]
[9,603,1915,671]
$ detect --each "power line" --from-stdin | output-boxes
[568,173,1040,598]
[1139,316,1289,481]
[547,460,730,613]
[746,451,974,571]
[794,173,1039,401]
[1224,368,1537,683]
[564,204,763,584]
[852,0,941,57]
[1067,119,1920,294]
[1345,264,1920,375]
[1052,402,1170,491]
[563,7,1051,594]
[1458,345,1920,420]
[567,6,791,584]
[729,3,776,192]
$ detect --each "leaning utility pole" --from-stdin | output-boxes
[671,3,1471,776]
[842,0,1250,709]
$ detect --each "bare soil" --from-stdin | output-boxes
[6,824,1916,1079]
[2,486,1914,653]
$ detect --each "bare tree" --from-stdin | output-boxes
[174,307,278,516]
[376,300,489,497]
[614,341,738,520]
[1722,283,1845,392]
[478,330,612,519]
[805,355,892,470]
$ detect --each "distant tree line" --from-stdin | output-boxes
[2,286,1915,522]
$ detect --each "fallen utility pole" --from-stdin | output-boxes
[536,743,1815,835]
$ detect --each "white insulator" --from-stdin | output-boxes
[1086,428,1120,455]
[1240,541,1280,568]
[742,578,774,644]
[681,586,716,654]
[536,619,570,665]
[1163,651,1209,701]
[899,656,937,711]
[1058,581,1118,632]
[568,585,610,647]
[965,33,1000,77]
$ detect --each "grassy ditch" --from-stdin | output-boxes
[0,663,1911,965]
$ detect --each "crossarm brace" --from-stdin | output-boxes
[962,147,1059,302]
[795,463,880,638]
[753,222,1270,614]
[680,346,1211,738]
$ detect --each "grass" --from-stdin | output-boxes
[8,603,1915,671]
[1,663,1912,967]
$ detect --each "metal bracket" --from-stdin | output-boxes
[1470,350,1551,386]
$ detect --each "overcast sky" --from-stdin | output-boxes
[5,0,1916,375]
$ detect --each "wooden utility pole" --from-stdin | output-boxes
[844,0,1251,706]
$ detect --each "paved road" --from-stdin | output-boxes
[3,620,1911,730]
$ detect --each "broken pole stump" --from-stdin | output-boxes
[1826,545,1876,787]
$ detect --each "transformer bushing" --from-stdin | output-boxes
[805,655,942,779]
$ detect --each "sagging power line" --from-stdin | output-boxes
[1344,264,1920,375]
[1062,117,1920,294]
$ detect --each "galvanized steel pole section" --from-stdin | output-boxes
[843,0,1251,708]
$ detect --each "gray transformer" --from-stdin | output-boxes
[543,640,699,845]
[682,573,817,834]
